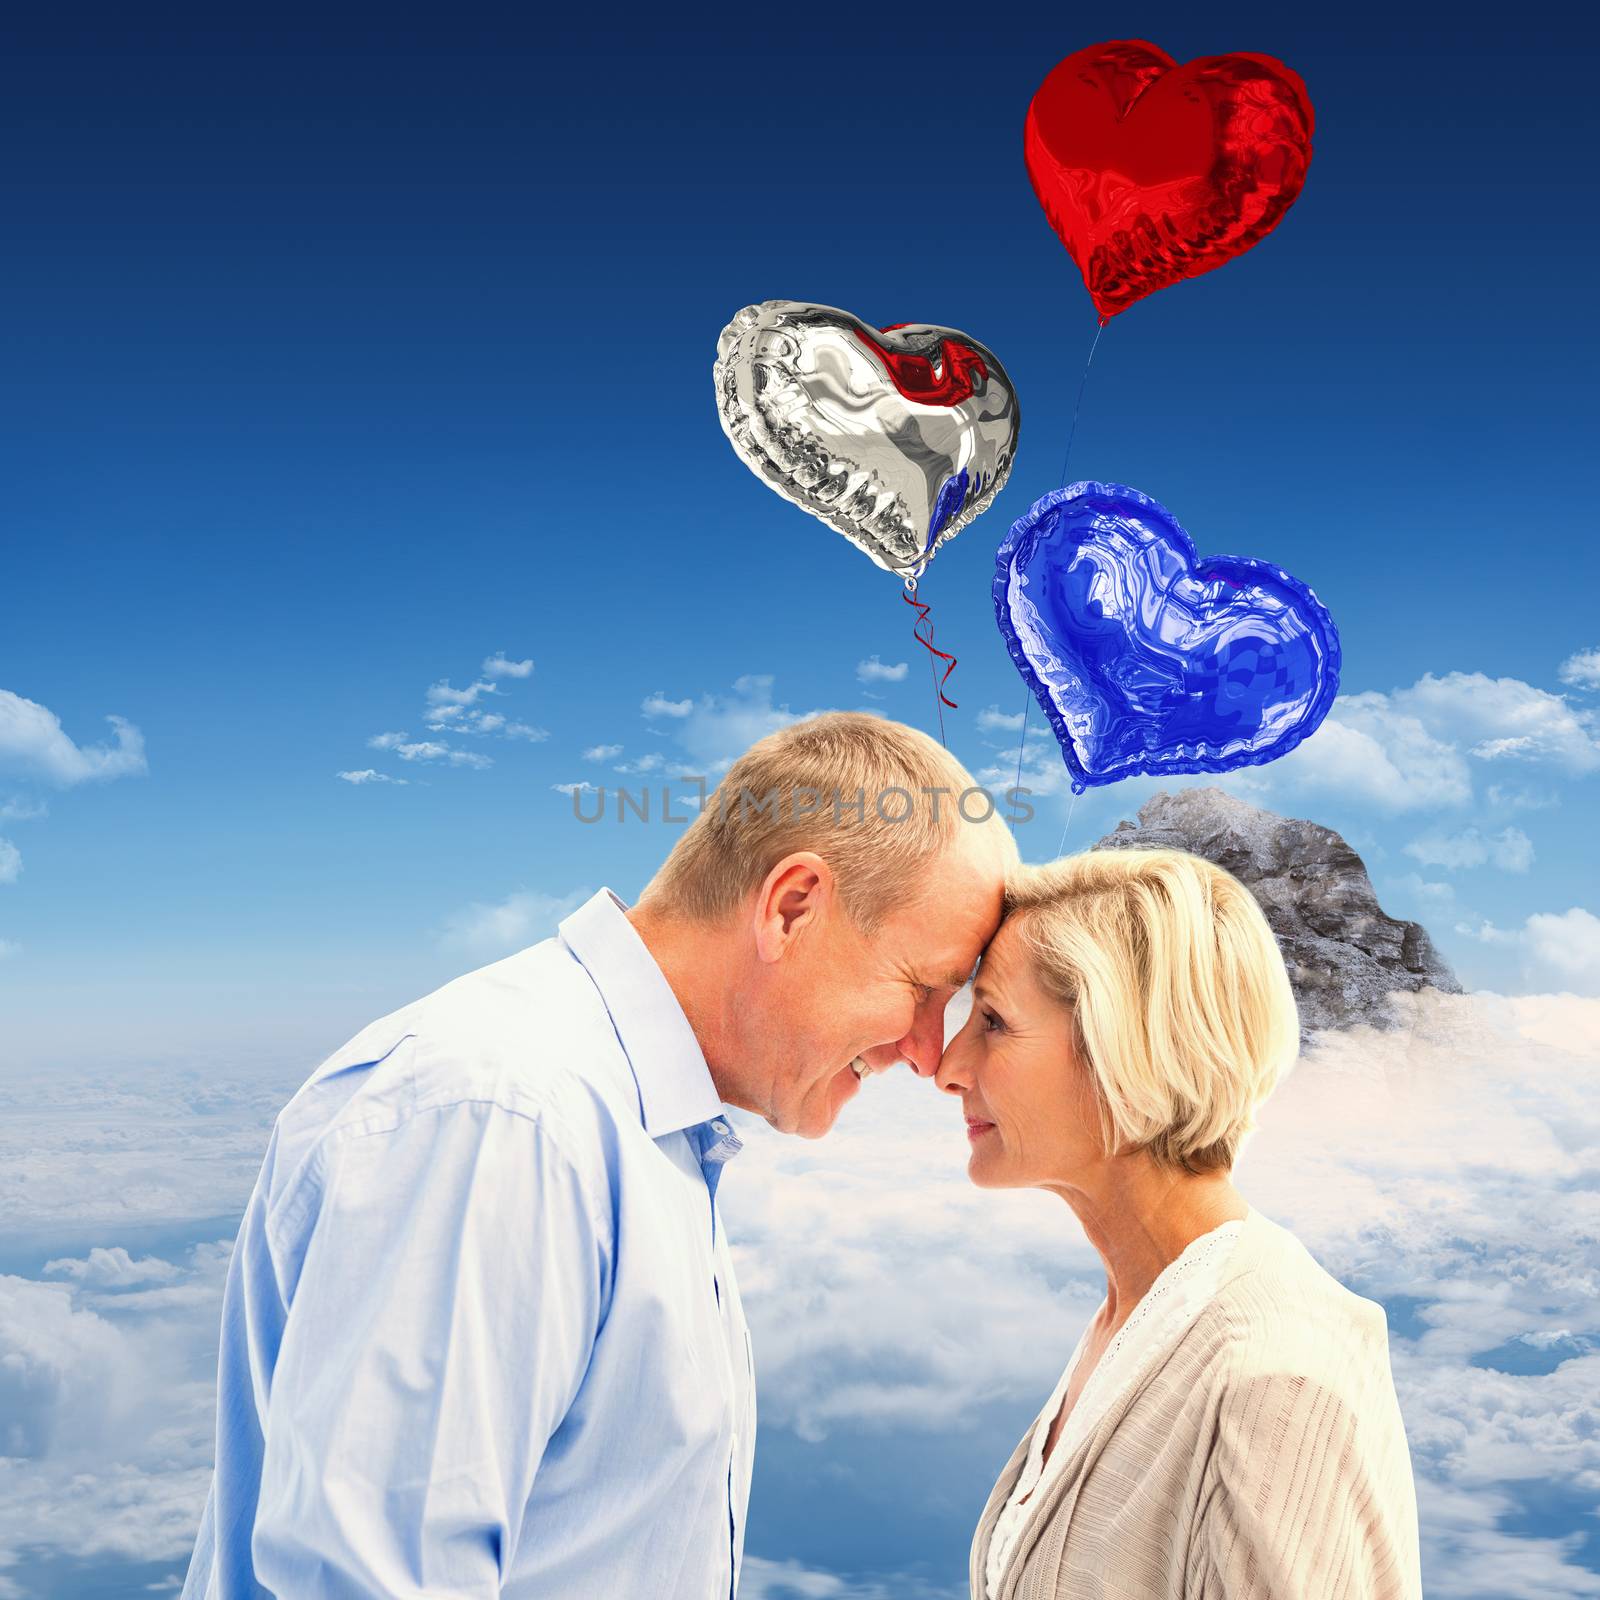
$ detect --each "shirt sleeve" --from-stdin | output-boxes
[251,1097,611,1598]
[1198,1369,1422,1600]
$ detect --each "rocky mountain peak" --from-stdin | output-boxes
[1090,786,1461,1038]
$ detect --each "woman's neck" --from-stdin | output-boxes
[1046,1162,1248,1324]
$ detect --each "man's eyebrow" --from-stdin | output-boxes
[922,967,977,991]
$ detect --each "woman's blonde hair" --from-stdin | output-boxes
[1004,847,1299,1173]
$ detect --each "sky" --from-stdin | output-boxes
[2,6,1599,1597]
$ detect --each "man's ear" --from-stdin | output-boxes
[752,852,834,964]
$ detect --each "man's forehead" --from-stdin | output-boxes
[907,924,989,990]
[893,835,1006,978]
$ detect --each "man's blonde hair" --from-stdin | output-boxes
[1004,847,1299,1173]
[640,712,1015,932]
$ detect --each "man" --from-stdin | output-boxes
[181,711,1014,1599]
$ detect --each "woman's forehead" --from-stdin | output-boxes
[974,917,1029,987]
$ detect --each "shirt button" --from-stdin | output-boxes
[711,1119,730,1136]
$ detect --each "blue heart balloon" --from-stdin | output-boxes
[994,482,1341,793]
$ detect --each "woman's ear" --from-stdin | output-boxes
[752,852,835,964]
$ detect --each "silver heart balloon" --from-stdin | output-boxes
[714,300,1020,578]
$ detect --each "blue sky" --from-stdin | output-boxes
[5,4,1599,1049]
[3,7,1599,1597]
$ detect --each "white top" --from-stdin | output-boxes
[984,1216,1247,1600]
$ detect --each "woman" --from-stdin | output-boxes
[936,848,1422,1600]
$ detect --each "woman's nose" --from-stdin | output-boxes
[934,1027,973,1095]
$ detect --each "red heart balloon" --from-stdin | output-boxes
[1024,40,1314,321]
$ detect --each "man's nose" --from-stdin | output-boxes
[897,1003,947,1078]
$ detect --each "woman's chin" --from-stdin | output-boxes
[966,1148,1013,1188]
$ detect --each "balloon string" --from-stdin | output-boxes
[1009,690,1030,836]
[1058,321,1106,488]
[1056,789,1078,858]
[903,587,957,737]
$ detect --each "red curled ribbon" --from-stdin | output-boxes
[903,587,958,710]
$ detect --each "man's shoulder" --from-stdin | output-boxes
[265,934,642,1207]
[403,935,640,1120]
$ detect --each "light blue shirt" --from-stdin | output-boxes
[182,887,756,1599]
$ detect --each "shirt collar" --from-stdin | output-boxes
[559,887,726,1140]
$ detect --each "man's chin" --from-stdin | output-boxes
[793,1063,864,1139]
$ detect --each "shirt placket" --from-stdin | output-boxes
[690,1116,745,1600]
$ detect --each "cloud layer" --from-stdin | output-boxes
[0,990,1595,1597]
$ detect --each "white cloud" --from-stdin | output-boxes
[0,838,18,885]
[552,781,597,796]
[335,769,409,786]
[403,663,545,746]
[741,1556,963,1600]
[975,737,1073,803]
[616,753,667,775]
[1233,693,1475,812]
[856,656,908,685]
[1399,672,1600,775]
[1405,826,1534,872]
[0,939,19,961]
[977,705,1026,733]
[424,707,534,738]
[1455,909,1600,995]
[424,678,498,709]
[1526,909,1600,988]
[669,676,834,773]
[0,1276,134,1458]
[642,691,694,719]
[438,887,592,959]
[0,1056,302,1234]
[0,1239,233,1570]
[0,796,46,822]
[1491,828,1535,871]
[423,709,500,735]
[366,733,491,769]
[44,1247,181,1289]
[0,691,147,787]
[1486,785,1560,812]
[1557,648,1600,691]
[583,744,623,761]
[482,653,533,679]
[1388,872,1458,907]
[1188,669,1600,820]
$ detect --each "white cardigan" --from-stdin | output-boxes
[984,1218,1247,1598]
[970,1205,1423,1600]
